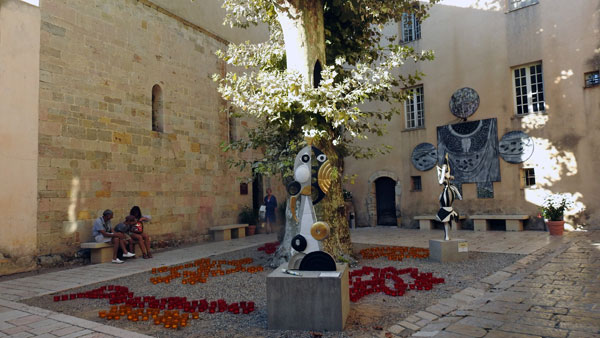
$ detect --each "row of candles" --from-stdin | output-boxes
[53,284,255,317]
[97,302,255,329]
[149,257,265,285]
[257,241,280,255]
[359,246,430,261]
[349,266,444,302]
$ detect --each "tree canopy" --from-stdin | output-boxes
[214,0,438,178]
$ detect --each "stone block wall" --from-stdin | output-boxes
[38,0,253,255]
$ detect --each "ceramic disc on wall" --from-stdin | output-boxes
[411,143,438,171]
[450,87,479,119]
[499,131,534,164]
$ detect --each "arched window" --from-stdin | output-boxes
[228,107,236,143]
[313,60,322,88]
[152,84,164,132]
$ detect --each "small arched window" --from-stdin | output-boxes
[152,84,164,132]
[228,107,236,143]
[313,60,322,88]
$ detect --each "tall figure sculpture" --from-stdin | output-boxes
[436,153,462,240]
[286,140,336,271]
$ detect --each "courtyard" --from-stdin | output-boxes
[0,227,598,337]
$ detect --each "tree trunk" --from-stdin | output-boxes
[269,195,300,267]
[267,0,353,267]
[314,138,353,260]
[275,0,326,86]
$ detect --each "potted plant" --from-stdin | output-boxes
[239,206,257,235]
[540,194,573,236]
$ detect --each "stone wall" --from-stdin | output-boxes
[0,0,40,274]
[37,0,253,255]
[344,0,600,228]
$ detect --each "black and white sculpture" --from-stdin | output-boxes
[435,154,462,241]
[286,142,336,271]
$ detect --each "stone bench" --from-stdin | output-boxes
[470,214,529,231]
[209,224,248,241]
[415,215,466,231]
[81,241,143,264]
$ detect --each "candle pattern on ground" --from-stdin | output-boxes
[349,266,444,302]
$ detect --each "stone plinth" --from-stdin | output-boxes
[267,263,349,331]
[429,239,468,263]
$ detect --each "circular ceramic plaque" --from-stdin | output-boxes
[499,131,534,164]
[411,143,438,171]
[450,87,480,119]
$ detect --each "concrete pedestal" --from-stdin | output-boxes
[429,239,468,263]
[267,263,349,331]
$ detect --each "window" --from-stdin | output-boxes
[401,13,421,42]
[508,0,539,11]
[513,63,545,115]
[411,176,422,191]
[585,71,599,88]
[405,85,424,129]
[151,84,164,132]
[228,107,236,143]
[521,168,536,187]
[313,60,322,88]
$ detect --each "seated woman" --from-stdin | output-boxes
[130,206,153,258]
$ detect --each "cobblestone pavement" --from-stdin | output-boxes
[380,230,600,338]
[1,229,598,337]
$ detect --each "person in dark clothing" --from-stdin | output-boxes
[263,188,277,234]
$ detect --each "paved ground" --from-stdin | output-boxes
[0,228,598,337]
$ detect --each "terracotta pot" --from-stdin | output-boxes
[247,225,256,236]
[547,220,565,236]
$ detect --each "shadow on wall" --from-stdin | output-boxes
[520,113,587,226]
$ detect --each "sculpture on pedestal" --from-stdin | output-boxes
[436,153,462,240]
[286,140,337,271]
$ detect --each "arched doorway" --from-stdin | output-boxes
[375,177,398,226]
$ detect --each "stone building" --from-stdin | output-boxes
[345,0,600,228]
[0,0,273,275]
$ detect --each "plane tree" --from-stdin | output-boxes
[213,0,438,262]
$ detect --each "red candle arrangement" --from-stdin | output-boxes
[150,257,265,285]
[257,241,280,255]
[54,284,255,330]
[359,246,430,261]
[349,266,444,302]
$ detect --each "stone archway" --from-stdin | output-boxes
[367,171,402,227]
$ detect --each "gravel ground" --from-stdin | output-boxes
[23,245,523,338]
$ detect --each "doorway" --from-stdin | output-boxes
[252,170,263,214]
[375,177,398,226]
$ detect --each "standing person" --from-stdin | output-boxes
[92,210,135,264]
[263,188,277,234]
[129,206,153,258]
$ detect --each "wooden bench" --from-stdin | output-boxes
[470,214,529,231]
[209,224,248,241]
[81,242,143,264]
[415,215,466,231]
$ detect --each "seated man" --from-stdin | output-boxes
[92,209,135,264]
[114,215,136,256]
